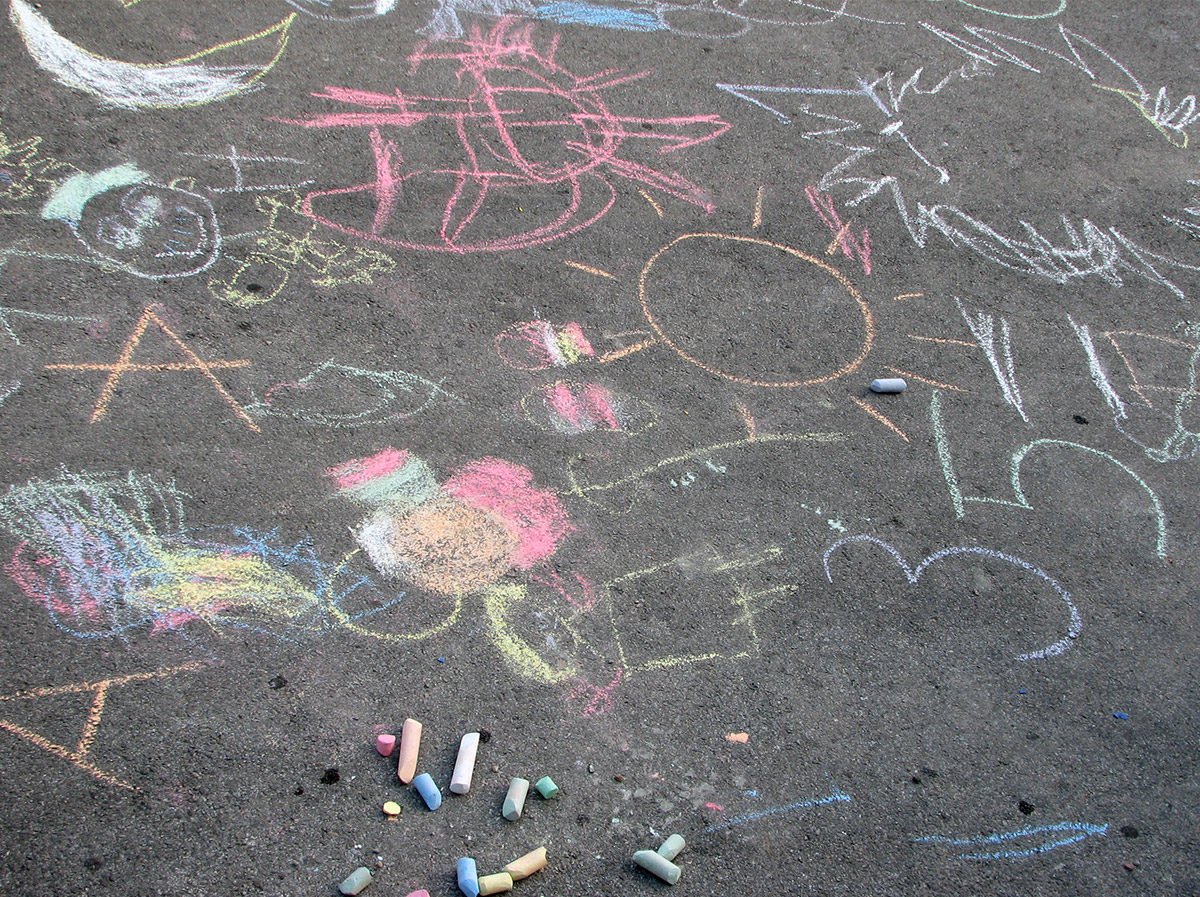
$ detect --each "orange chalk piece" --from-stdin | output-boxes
[376,733,396,757]
[725,732,749,744]
[397,718,423,784]
[504,847,547,881]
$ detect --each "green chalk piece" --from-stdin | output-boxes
[634,849,681,885]
[657,833,686,861]
[502,776,530,821]
[338,866,374,895]
[534,775,559,799]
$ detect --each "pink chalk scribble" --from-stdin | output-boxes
[284,19,729,253]
[443,457,574,568]
[495,320,595,370]
[806,185,872,275]
[566,668,623,717]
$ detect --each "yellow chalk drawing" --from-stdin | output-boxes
[209,192,396,306]
[0,663,205,790]
[0,121,74,208]
[44,303,260,432]
[483,582,578,685]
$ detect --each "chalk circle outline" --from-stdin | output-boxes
[637,232,874,388]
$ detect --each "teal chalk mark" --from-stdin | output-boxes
[41,164,147,224]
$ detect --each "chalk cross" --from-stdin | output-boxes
[0,663,205,791]
[45,303,260,431]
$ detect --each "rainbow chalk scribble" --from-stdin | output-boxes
[495,320,595,371]
[519,380,658,436]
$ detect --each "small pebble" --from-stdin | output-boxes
[633,849,681,885]
[1113,711,1130,720]
[613,774,624,783]
[382,801,402,817]
[477,872,514,896]
[1123,863,1135,872]
[338,867,373,896]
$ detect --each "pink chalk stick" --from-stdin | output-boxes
[405,891,431,897]
[397,718,423,784]
[376,733,396,757]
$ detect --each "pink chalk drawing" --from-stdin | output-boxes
[495,320,595,370]
[283,18,729,253]
[805,185,872,275]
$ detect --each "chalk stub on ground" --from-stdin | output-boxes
[413,772,442,810]
[504,846,548,880]
[502,776,530,821]
[457,856,480,897]
[657,834,686,861]
[634,849,681,885]
[533,775,559,799]
[397,718,423,784]
[338,866,374,895]
[477,872,514,895]
[381,800,402,817]
[869,377,907,393]
[450,731,480,795]
[375,733,396,757]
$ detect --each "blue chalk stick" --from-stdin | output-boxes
[413,772,442,810]
[457,857,480,897]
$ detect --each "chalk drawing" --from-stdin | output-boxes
[0,379,19,409]
[930,390,1169,557]
[519,380,658,435]
[329,447,573,596]
[915,821,1107,860]
[849,395,909,442]
[822,534,1082,660]
[179,145,313,195]
[418,0,904,40]
[806,186,872,275]
[246,360,458,428]
[0,664,205,790]
[495,320,595,371]
[42,165,221,280]
[563,431,851,514]
[617,233,874,388]
[284,0,398,20]
[955,297,1028,422]
[924,22,1199,148]
[0,305,101,346]
[284,19,729,253]
[207,193,394,306]
[704,786,852,833]
[0,121,72,209]
[9,1,296,109]
[44,303,260,432]
[718,42,1200,298]
[1070,319,1200,463]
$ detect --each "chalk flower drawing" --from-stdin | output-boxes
[286,19,729,253]
[718,24,1200,297]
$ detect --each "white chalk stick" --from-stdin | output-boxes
[869,377,907,393]
[450,732,480,795]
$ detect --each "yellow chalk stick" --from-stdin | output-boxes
[504,847,547,880]
[477,872,514,895]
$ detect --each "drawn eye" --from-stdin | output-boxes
[96,217,138,249]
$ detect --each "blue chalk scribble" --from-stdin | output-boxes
[704,787,851,833]
[915,821,1108,860]
[536,1,663,31]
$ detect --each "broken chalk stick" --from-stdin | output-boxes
[413,772,442,810]
[869,378,907,393]
[382,800,402,817]
[657,834,686,861]
[504,846,548,881]
[534,775,559,799]
[450,732,480,795]
[397,718,422,784]
[338,866,374,895]
[634,849,681,885]
[457,857,480,897]
[502,777,530,821]
[376,733,396,757]
[477,872,514,896]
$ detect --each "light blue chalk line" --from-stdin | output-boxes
[916,821,1108,860]
[704,787,851,833]
[536,1,663,31]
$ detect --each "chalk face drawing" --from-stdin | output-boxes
[822,535,1082,660]
[0,471,342,642]
[207,192,395,306]
[8,1,296,110]
[628,233,874,388]
[328,447,573,596]
[286,19,729,253]
[42,165,220,280]
[247,360,458,428]
[718,29,1200,298]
